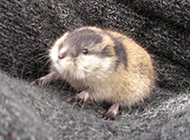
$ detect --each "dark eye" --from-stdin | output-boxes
[82,48,88,55]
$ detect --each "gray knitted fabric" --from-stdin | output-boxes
[0,0,190,139]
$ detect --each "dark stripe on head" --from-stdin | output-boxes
[104,31,128,70]
[100,45,112,57]
[59,28,103,57]
[72,28,102,44]
[64,28,102,48]
[89,45,112,57]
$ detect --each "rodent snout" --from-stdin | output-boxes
[58,52,66,59]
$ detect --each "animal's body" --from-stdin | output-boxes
[34,26,156,119]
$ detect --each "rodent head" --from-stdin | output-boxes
[49,27,115,82]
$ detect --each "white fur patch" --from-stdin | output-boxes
[49,32,69,62]
[49,45,58,64]
[75,55,113,80]
[49,31,113,87]
[49,32,71,72]
[59,46,69,56]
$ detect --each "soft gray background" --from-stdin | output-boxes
[0,0,190,139]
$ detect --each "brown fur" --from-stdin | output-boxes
[49,26,156,108]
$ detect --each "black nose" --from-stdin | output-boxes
[58,53,66,59]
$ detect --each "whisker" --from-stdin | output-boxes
[34,58,51,78]
[35,54,49,63]
[40,59,51,70]
[56,71,72,93]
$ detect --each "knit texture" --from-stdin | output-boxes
[0,0,190,139]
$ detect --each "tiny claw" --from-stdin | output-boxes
[98,103,119,120]
[67,97,85,109]
[67,91,89,110]
[30,79,39,86]
[98,112,115,120]
[67,97,79,109]
[66,97,77,104]
[30,72,57,87]
[30,77,48,87]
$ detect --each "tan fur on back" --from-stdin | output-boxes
[50,26,156,108]
[85,29,155,107]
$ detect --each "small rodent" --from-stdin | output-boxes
[33,26,156,120]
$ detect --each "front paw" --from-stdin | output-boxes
[30,72,57,86]
[30,76,49,86]
[98,103,119,120]
[98,112,116,120]
[67,91,89,109]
